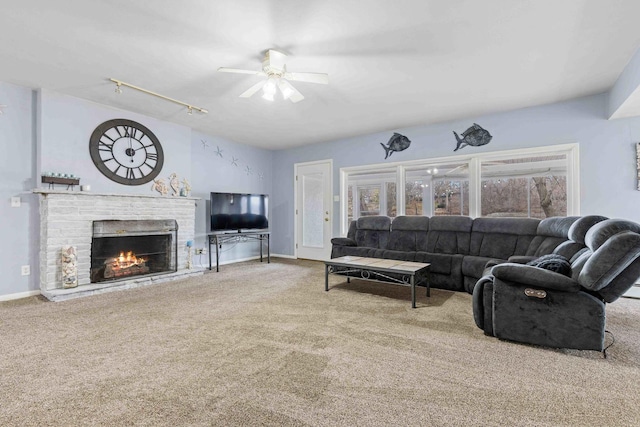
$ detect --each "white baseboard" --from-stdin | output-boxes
[0,290,41,302]
[271,253,297,259]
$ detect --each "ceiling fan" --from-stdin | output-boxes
[218,49,328,103]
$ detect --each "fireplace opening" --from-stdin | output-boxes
[91,220,177,283]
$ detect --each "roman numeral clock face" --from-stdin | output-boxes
[89,119,164,185]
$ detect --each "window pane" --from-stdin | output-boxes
[386,182,397,217]
[347,169,396,220]
[405,163,469,216]
[481,154,567,218]
[434,180,469,216]
[529,176,567,218]
[358,185,380,216]
[481,177,530,217]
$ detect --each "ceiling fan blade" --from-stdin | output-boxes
[284,72,329,85]
[218,67,267,77]
[239,80,266,98]
[267,49,287,70]
[288,85,305,103]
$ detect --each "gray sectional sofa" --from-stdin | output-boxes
[331,214,640,352]
[331,215,582,293]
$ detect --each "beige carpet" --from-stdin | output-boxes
[2,259,640,426]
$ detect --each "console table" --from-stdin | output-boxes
[207,231,270,272]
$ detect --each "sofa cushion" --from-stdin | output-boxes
[568,215,608,244]
[420,216,472,254]
[414,252,459,275]
[354,216,391,249]
[386,216,429,251]
[580,231,640,296]
[525,216,578,257]
[526,254,571,277]
[470,217,539,259]
[462,255,504,281]
[373,249,416,262]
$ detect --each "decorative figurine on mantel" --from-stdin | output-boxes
[151,178,168,196]
[169,172,180,196]
[61,246,78,288]
[180,178,191,197]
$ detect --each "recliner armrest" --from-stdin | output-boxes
[331,237,357,246]
[507,255,537,264]
[492,263,581,292]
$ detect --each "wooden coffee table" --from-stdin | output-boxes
[324,256,430,308]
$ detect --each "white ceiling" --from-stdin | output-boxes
[1,0,640,150]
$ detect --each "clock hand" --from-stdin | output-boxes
[129,134,134,163]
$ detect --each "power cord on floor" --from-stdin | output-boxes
[603,330,615,359]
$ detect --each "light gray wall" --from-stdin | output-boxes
[0,81,37,296]
[3,82,640,297]
[271,93,640,255]
[0,85,272,298]
[190,130,273,268]
[39,89,192,194]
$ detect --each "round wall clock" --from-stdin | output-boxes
[89,119,164,186]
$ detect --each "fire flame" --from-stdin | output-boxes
[112,251,146,269]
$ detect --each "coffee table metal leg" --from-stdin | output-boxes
[325,264,329,291]
[411,275,416,308]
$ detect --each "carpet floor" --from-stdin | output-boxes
[1,258,640,426]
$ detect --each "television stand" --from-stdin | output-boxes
[207,231,270,272]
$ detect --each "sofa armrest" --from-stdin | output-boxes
[484,258,506,269]
[492,263,581,292]
[507,255,537,264]
[331,237,357,246]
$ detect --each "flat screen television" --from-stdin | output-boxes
[210,192,269,233]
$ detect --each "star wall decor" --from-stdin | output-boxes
[200,139,266,182]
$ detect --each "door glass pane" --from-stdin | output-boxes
[302,173,323,247]
[481,154,567,218]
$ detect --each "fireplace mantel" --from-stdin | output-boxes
[34,188,200,200]
[34,189,201,301]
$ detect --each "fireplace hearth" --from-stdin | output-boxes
[91,219,177,283]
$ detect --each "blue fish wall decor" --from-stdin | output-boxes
[381,133,411,159]
[453,123,492,151]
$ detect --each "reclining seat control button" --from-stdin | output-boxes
[524,288,547,299]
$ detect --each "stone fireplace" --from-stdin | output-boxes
[91,219,178,283]
[35,190,201,301]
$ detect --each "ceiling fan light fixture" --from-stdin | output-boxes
[278,80,295,100]
[263,77,277,96]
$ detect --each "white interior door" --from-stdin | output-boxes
[295,160,332,260]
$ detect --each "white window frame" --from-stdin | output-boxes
[340,143,579,235]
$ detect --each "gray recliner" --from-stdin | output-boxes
[472,218,640,352]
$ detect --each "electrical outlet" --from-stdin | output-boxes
[21,265,30,276]
[195,248,204,255]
